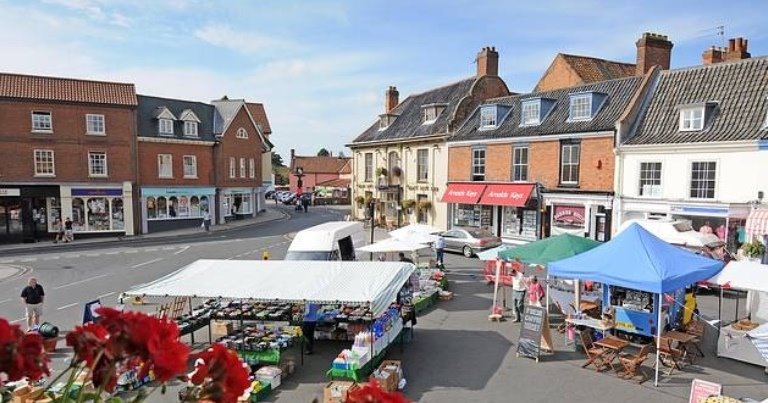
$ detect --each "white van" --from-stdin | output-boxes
[285,221,367,261]
[616,218,721,248]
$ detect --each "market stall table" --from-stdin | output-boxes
[665,330,700,363]
[593,336,630,372]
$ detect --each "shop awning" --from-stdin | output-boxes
[441,183,486,204]
[479,184,534,207]
[746,209,768,237]
[123,260,415,317]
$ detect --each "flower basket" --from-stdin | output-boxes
[417,200,432,211]
[391,166,402,177]
[354,196,365,207]
[741,239,764,258]
[375,167,388,177]
[401,199,416,210]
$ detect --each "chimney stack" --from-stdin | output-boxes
[476,46,499,77]
[702,46,725,65]
[701,37,750,65]
[635,32,673,75]
[385,86,399,113]
[290,148,295,165]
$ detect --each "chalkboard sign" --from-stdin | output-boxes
[517,305,545,361]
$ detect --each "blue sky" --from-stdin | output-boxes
[1,0,767,160]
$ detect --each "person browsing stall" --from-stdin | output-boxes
[511,268,527,322]
[527,276,545,307]
[302,303,319,355]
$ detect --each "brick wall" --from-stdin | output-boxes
[534,56,584,92]
[578,136,614,191]
[528,141,560,187]
[448,146,471,181]
[486,144,512,182]
[0,100,135,182]
[137,141,214,186]
[215,106,264,188]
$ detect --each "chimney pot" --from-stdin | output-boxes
[476,46,499,77]
[385,86,399,113]
[728,38,736,52]
[636,32,673,75]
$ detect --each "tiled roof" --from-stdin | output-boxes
[561,54,636,83]
[351,78,475,144]
[452,75,643,142]
[316,178,351,188]
[338,159,352,174]
[0,72,137,106]
[626,56,768,145]
[246,103,272,135]
[291,156,351,174]
[136,95,216,141]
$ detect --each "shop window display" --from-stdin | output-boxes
[72,198,86,231]
[157,197,167,218]
[112,199,124,230]
[47,197,62,232]
[190,196,200,217]
[200,196,209,215]
[87,197,110,231]
[168,196,178,217]
[178,196,189,217]
[453,204,492,228]
[146,197,157,219]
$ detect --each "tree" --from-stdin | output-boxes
[317,148,331,157]
[337,150,347,158]
[271,152,285,167]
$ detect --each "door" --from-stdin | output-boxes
[0,198,24,243]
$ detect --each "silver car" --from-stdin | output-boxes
[441,227,502,258]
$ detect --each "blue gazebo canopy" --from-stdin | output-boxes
[548,223,724,294]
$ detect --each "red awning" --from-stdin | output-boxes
[479,184,534,207]
[441,183,486,204]
[746,208,768,236]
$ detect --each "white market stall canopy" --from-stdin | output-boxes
[709,260,768,293]
[357,237,431,253]
[124,260,415,316]
[389,224,441,244]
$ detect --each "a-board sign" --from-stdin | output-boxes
[83,299,102,324]
[688,379,721,403]
[517,304,545,361]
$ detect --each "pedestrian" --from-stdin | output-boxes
[398,252,414,264]
[20,277,44,331]
[527,276,545,307]
[699,221,713,235]
[435,234,446,268]
[64,217,74,242]
[302,303,318,355]
[54,218,65,243]
[202,210,211,232]
[301,195,310,213]
[511,268,527,322]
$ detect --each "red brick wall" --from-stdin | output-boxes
[137,141,214,186]
[448,147,471,182]
[486,144,512,182]
[529,141,560,188]
[215,106,264,188]
[579,136,614,191]
[0,100,135,182]
[534,56,585,92]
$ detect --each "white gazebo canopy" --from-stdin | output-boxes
[709,260,768,293]
[389,224,441,244]
[123,260,415,316]
[357,237,431,253]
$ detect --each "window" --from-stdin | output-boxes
[236,128,248,139]
[423,108,437,124]
[85,114,105,135]
[379,115,392,130]
[638,162,662,197]
[158,119,174,135]
[560,143,580,185]
[249,158,256,178]
[417,149,429,182]
[472,148,485,181]
[364,153,373,182]
[239,158,246,178]
[88,152,107,177]
[183,155,197,178]
[33,149,55,176]
[184,121,198,137]
[31,111,52,132]
[158,154,173,178]
[569,94,592,121]
[146,197,156,219]
[690,161,716,199]
[512,147,528,182]
[480,106,497,129]
[680,107,704,131]
[229,157,236,178]
[387,152,400,176]
[522,101,540,125]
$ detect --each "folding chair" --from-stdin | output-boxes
[579,330,609,372]
[618,344,652,383]
[655,336,686,375]
[684,319,706,358]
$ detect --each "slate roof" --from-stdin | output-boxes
[246,102,272,135]
[452,75,643,142]
[136,95,216,141]
[291,156,351,174]
[351,78,475,144]
[0,72,137,106]
[625,56,768,145]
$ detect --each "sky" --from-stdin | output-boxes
[1,1,767,161]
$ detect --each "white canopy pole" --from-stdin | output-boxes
[654,293,662,387]
[574,279,581,314]
[491,259,502,315]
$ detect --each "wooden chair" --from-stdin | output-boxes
[655,336,686,375]
[579,330,609,372]
[618,344,652,383]
[684,320,706,358]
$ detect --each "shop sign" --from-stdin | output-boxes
[670,205,729,216]
[141,187,216,197]
[688,379,721,403]
[72,188,122,197]
[553,205,585,226]
[0,188,21,197]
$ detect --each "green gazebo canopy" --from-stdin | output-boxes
[497,233,601,266]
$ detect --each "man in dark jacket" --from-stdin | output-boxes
[20,277,45,331]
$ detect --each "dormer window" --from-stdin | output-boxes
[179,109,201,137]
[184,121,198,137]
[159,119,174,135]
[421,103,447,125]
[679,107,704,131]
[480,106,497,129]
[522,100,541,126]
[379,114,397,130]
[569,94,592,121]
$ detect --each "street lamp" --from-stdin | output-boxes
[294,167,305,195]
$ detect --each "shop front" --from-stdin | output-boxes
[442,183,489,230]
[544,192,613,241]
[0,185,59,243]
[141,187,215,233]
[478,183,539,244]
[59,184,135,236]
[220,188,256,222]
[376,185,402,227]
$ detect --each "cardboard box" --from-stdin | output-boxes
[323,381,359,403]
[11,386,31,403]
[211,320,233,338]
[370,360,402,392]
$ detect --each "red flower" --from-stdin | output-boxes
[66,323,109,366]
[0,318,50,384]
[147,319,189,382]
[17,332,49,381]
[347,381,410,403]
[191,344,250,403]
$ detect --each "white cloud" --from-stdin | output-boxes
[194,24,297,56]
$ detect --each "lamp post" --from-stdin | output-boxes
[294,167,305,195]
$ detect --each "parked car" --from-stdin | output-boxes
[281,193,298,205]
[440,227,502,258]
[265,190,275,200]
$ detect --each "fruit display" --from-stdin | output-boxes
[209,300,302,323]
[316,304,373,323]
[216,324,300,352]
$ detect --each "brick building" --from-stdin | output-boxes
[348,47,509,230]
[449,72,653,243]
[288,149,351,197]
[0,73,138,243]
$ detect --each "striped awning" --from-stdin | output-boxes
[747,323,768,365]
[746,209,768,236]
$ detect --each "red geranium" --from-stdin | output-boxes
[346,381,410,403]
[66,322,110,366]
[0,318,50,384]
[189,344,250,403]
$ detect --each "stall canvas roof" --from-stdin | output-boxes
[123,260,415,316]
[709,260,768,293]
[548,223,724,294]
[498,234,601,265]
[357,237,431,253]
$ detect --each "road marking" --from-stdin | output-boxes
[105,251,120,255]
[173,246,190,255]
[52,274,109,290]
[19,257,37,262]
[10,317,25,323]
[162,247,175,251]
[57,302,79,310]
[43,256,61,260]
[131,258,163,269]
[145,248,158,252]
[98,292,115,299]
[85,253,100,257]
[0,298,11,304]
[125,250,139,254]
